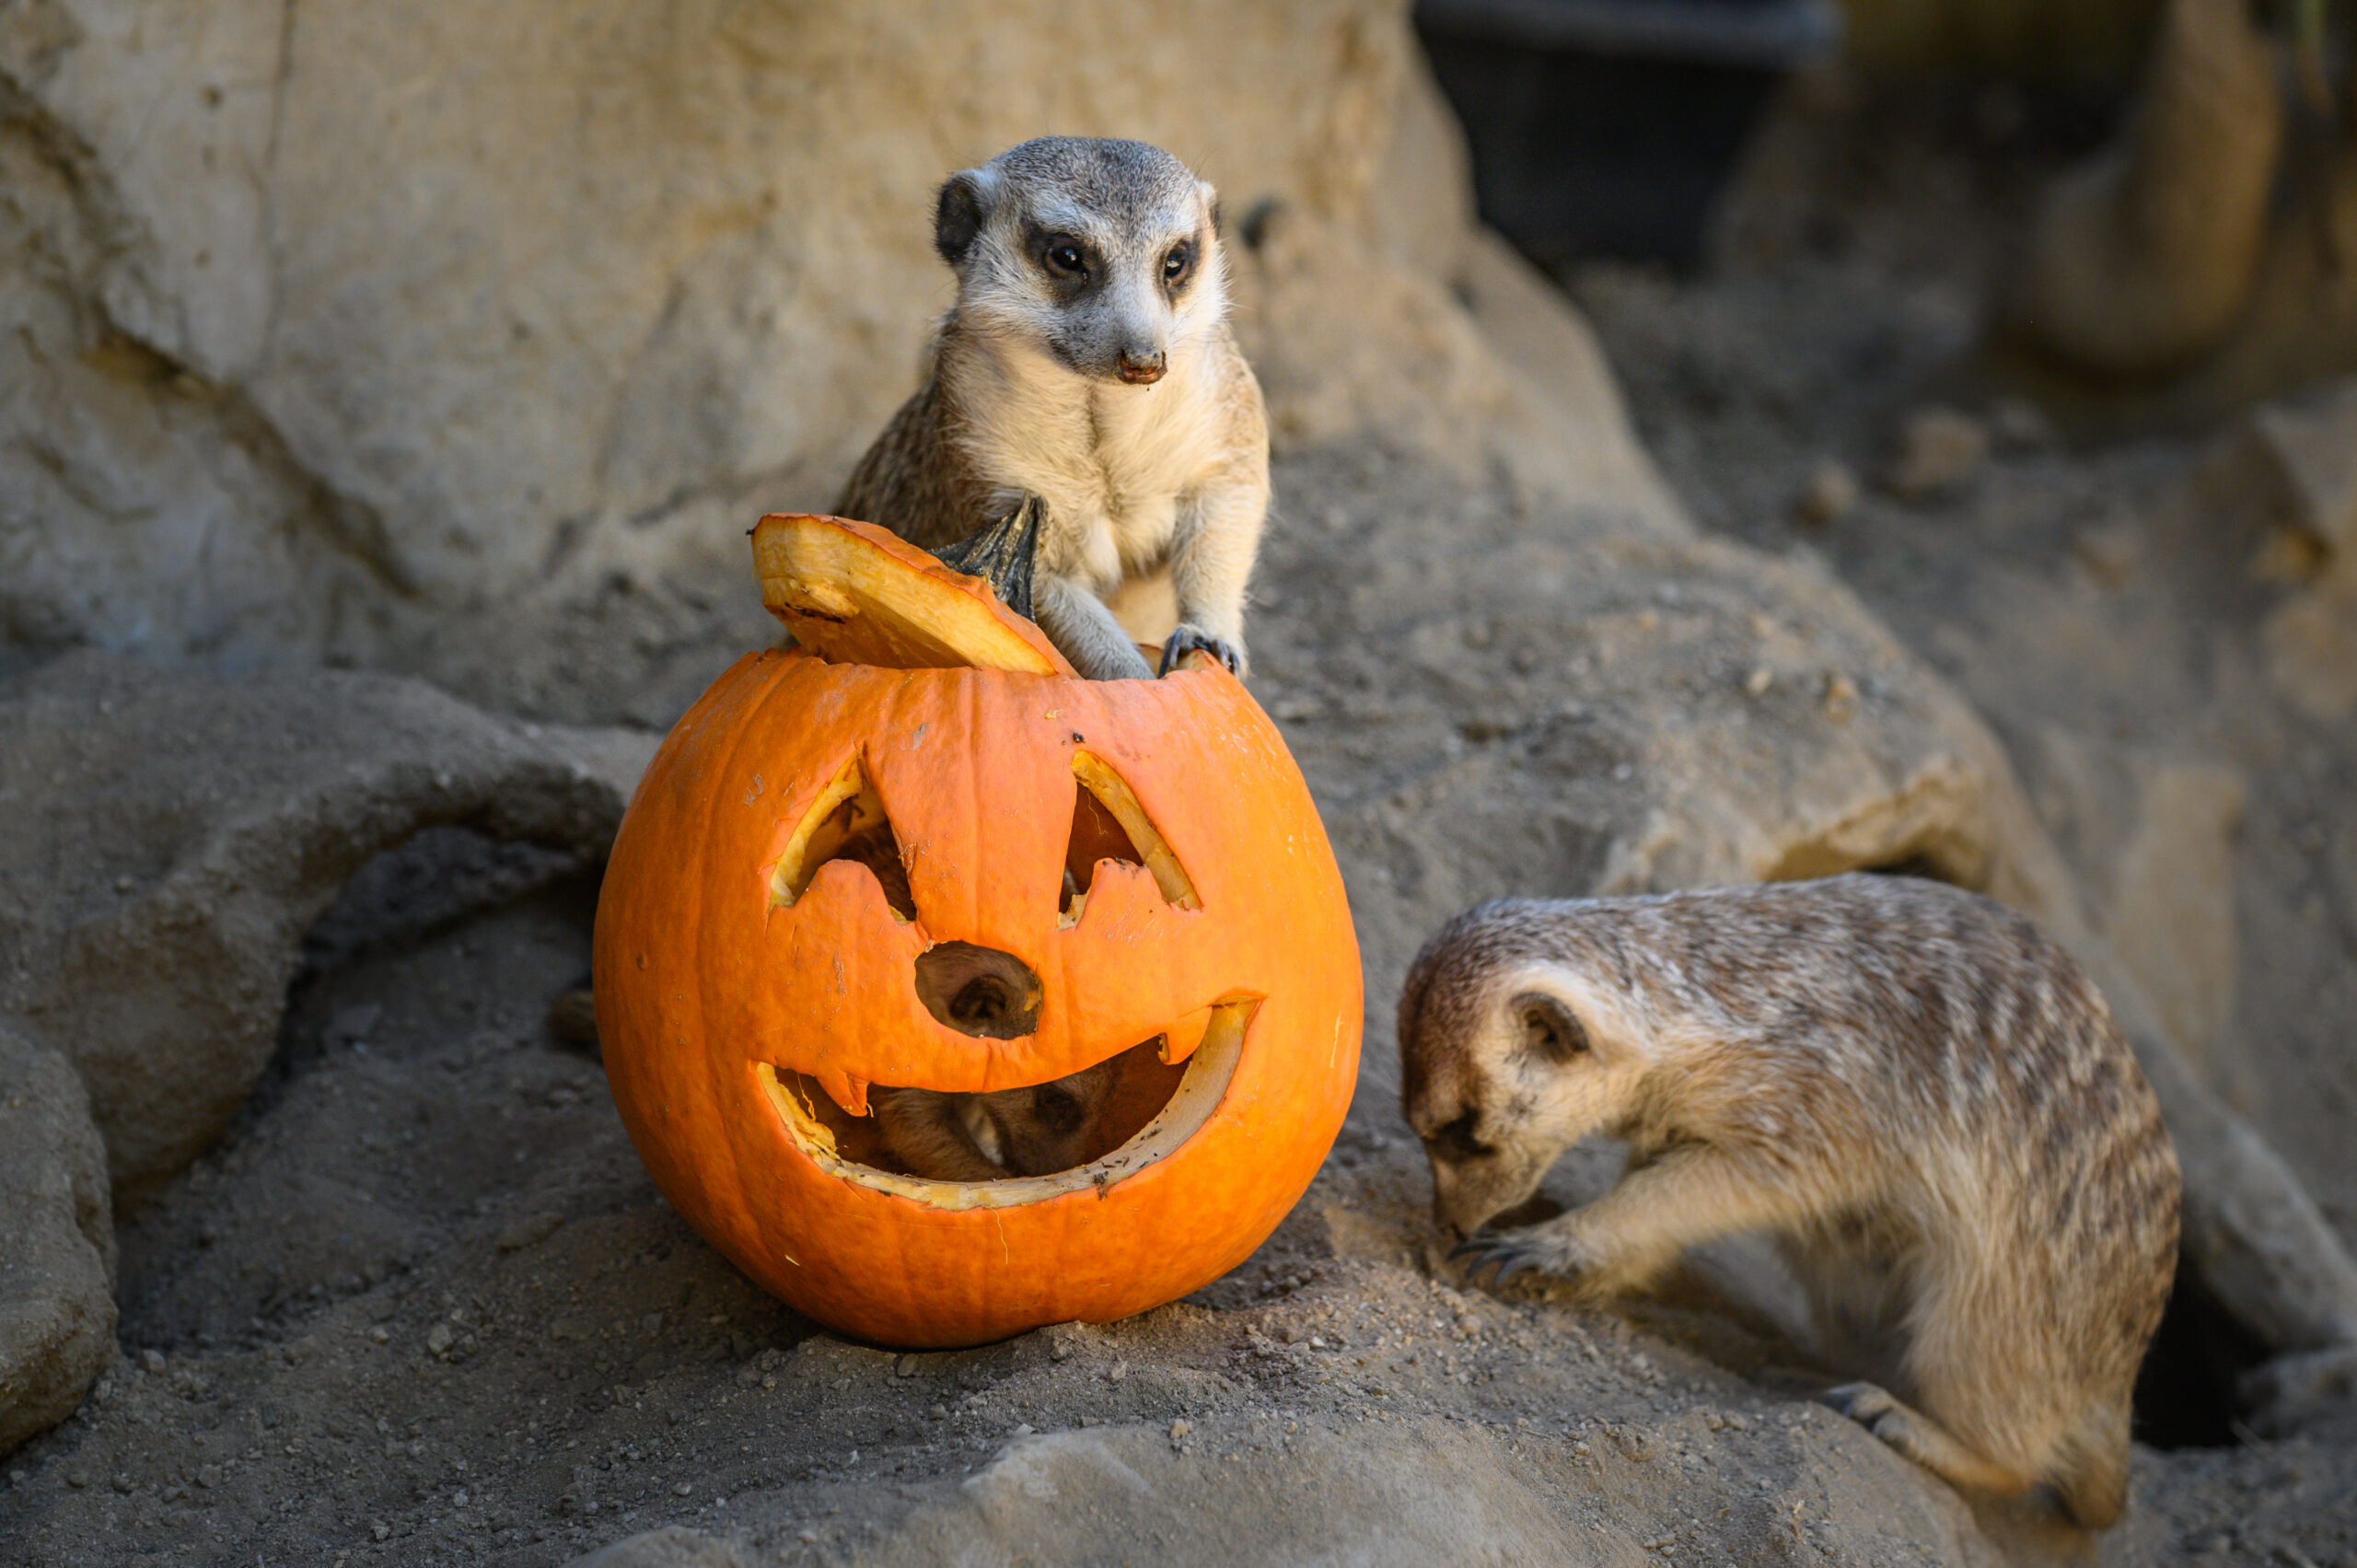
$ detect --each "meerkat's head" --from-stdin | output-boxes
[1398,901,1657,1239]
[974,1062,1119,1178]
[933,137,1225,387]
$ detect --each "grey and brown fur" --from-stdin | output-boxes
[869,1065,1118,1182]
[836,136,1269,680]
[1398,873,2179,1530]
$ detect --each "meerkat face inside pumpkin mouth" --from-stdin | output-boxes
[758,998,1260,1211]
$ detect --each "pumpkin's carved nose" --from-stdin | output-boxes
[914,942,1043,1040]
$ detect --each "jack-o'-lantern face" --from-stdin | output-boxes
[593,517,1360,1348]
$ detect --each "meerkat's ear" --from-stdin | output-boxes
[1200,180,1223,239]
[1508,992,1589,1063]
[935,168,996,266]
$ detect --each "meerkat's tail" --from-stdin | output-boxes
[2048,1400,2132,1530]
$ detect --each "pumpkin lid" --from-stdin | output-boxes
[752,514,1077,677]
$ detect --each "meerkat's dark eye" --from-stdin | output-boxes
[1512,993,1588,1062]
[1162,243,1194,283]
[1043,241,1086,276]
[1431,1112,1494,1162]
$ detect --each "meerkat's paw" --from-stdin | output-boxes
[1820,1382,1902,1428]
[1449,1225,1595,1293]
[1820,1382,2038,1503]
[1158,624,1244,678]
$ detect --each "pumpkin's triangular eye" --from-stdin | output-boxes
[1060,752,1199,925]
[771,754,916,922]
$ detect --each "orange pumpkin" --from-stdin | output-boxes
[592,515,1362,1348]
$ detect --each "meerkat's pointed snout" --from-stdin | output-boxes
[1117,349,1167,384]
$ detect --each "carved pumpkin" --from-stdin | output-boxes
[592,515,1362,1348]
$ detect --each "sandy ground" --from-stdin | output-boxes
[6,65,2357,1568]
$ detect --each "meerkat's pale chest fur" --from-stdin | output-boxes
[1398,874,2180,1531]
[837,136,1269,681]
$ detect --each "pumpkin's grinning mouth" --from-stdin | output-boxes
[757,1000,1257,1211]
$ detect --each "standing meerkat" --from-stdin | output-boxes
[835,136,1270,681]
[1397,874,2180,1530]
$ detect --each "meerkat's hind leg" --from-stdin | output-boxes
[1820,1383,2040,1503]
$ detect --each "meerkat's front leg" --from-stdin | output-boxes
[1034,575,1155,680]
[1454,1143,1838,1297]
[1160,476,1262,677]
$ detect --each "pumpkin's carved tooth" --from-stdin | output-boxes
[818,1070,871,1119]
[1158,1005,1215,1066]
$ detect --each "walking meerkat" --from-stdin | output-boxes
[835,136,1270,681]
[1398,873,2180,1530]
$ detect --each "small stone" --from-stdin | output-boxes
[1010,1423,1034,1437]
[2073,522,2141,587]
[65,1470,88,1488]
[425,1323,455,1355]
[140,1349,167,1375]
[894,1353,920,1376]
[1794,459,1858,526]
[369,1326,389,1344]
[495,1212,565,1252]
[371,1524,391,1542]
[674,1481,693,1496]
[1821,672,1859,723]
[196,1465,221,1489]
[1884,407,1988,499]
[1108,1361,1129,1382]
[1744,667,1774,698]
[1991,395,2056,449]
[328,1003,383,1047]
[111,1474,134,1493]
[1168,1419,1191,1441]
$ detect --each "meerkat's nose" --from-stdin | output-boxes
[1117,349,1166,385]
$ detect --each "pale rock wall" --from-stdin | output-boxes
[1,0,1674,679]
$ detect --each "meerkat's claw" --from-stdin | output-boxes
[1158,624,1243,678]
[1449,1234,1543,1288]
[1819,1382,1898,1424]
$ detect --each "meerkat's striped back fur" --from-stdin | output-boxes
[1399,873,2179,1529]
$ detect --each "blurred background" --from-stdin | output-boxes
[6,2,2357,1560]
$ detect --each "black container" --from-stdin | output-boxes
[1415,0,1839,268]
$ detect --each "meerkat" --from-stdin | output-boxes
[1397,873,2180,1531]
[869,1064,1120,1182]
[835,136,1270,681]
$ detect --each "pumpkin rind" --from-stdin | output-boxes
[594,645,1361,1348]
